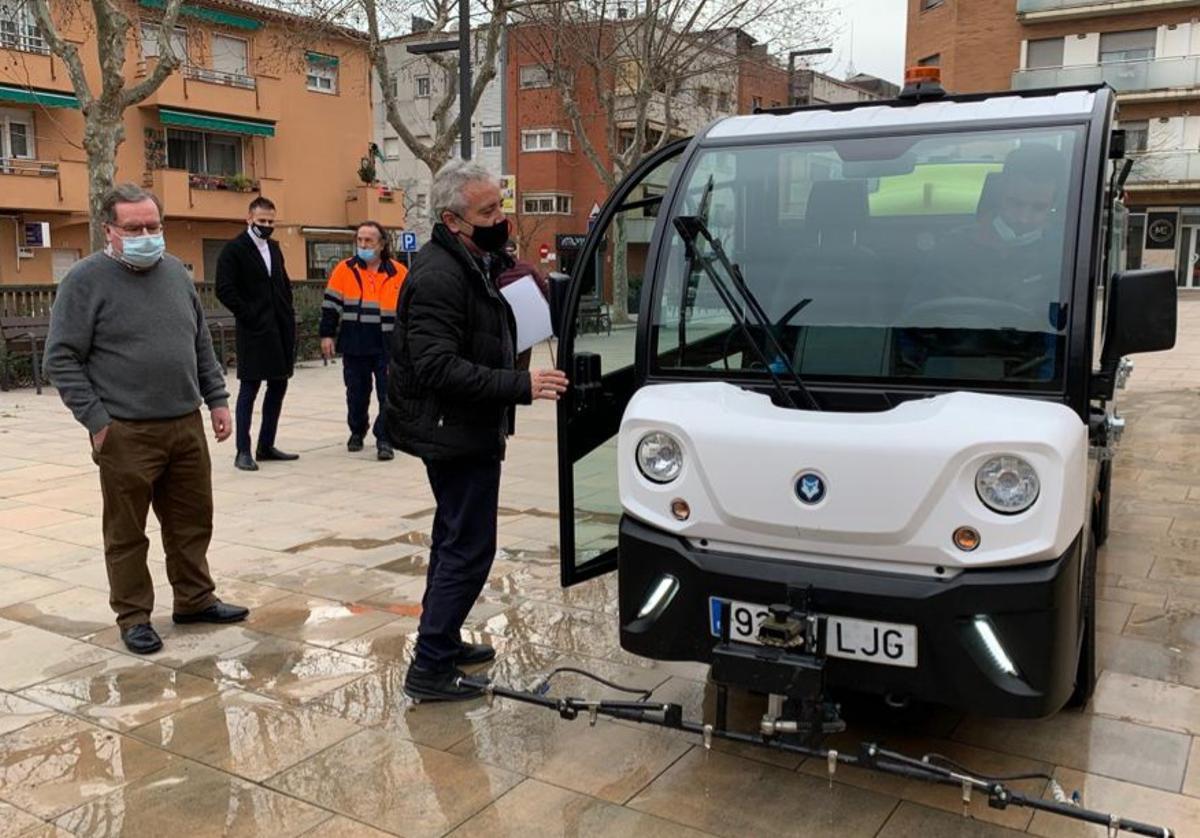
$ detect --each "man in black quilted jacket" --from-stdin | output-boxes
[387,160,568,701]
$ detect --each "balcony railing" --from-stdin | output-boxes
[1013,56,1200,93]
[1018,0,1199,13]
[0,25,49,55]
[0,158,58,177]
[1126,150,1200,184]
[183,64,255,91]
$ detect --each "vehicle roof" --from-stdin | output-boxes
[704,89,1100,142]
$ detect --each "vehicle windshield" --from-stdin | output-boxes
[651,125,1083,389]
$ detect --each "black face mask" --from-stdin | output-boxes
[463,218,509,253]
[252,224,274,240]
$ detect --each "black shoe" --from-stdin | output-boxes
[455,642,495,665]
[234,451,258,472]
[403,665,485,702]
[347,433,364,452]
[172,600,250,625]
[120,623,163,655]
[256,446,299,461]
[377,442,395,461]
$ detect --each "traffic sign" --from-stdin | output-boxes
[400,231,419,252]
[539,243,550,259]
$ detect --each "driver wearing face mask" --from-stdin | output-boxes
[973,144,1066,282]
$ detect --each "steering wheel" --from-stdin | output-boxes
[899,296,1038,330]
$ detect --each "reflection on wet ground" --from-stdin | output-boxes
[3,324,1200,835]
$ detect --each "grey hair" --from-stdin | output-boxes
[430,159,496,220]
[100,183,163,224]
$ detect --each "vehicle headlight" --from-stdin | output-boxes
[636,431,683,483]
[975,455,1040,515]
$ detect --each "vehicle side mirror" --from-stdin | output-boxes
[1101,268,1177,367]
[549,272,570,338]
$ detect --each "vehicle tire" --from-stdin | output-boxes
[1065,533,1097,709]
[1093,459,1112,548]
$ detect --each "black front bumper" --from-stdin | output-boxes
[618,516,1084,718]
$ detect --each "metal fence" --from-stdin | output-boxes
[0,280,329,317]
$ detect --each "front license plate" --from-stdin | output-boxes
[709,598,918,668]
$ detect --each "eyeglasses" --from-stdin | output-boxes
[109,223,164,236]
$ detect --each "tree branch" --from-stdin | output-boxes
[122,0,188,106]
[29,0,94,108]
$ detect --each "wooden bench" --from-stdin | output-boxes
[0,316,51,394]
[578,298,612,336]
[204,310,315,371]
[204,309,237,372]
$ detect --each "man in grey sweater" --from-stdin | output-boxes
[44,184,249,655]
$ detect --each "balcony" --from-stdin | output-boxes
[1017,0,1200,23]
[1012,56,1200,97]
[1125,151,1200,186]
[0,158,87,213]
[345,185,406,228]
[146,168,268,221]
[0,32,73,92]
[138,61,281,123]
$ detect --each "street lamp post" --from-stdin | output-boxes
[788,47,833,107]
[406,0,472,160]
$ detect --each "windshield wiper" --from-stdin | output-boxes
[673,215,821,410]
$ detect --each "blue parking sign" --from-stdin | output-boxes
[400,231,418,252]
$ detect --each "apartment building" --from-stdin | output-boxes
[505,22,791,287]
[371,27,506,241]
[790,69,900,107]
[0,0,403,286]
[907,0,1200,288]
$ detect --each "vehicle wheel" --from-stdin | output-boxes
[1065,533,1097,709]
[1093,459,1112,548]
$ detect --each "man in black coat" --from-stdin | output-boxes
[387,160,568,701]
[215,196,298,472]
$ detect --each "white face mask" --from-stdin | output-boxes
[993,216,1043,247]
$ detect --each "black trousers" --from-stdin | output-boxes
[235,378,287,455]
[413,457,502,672]
[343,353,388,442]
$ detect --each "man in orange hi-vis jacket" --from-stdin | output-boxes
[319,221,407,460]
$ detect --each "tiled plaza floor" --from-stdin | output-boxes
[0,303,1198,837]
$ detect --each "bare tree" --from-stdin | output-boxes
[361,0,510,176]
[29,0,188,249]
[513,0,833,321]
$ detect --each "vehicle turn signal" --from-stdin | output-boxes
[671,499,691,521]
[953,526,981,552]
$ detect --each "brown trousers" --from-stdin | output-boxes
[94,411,217,628]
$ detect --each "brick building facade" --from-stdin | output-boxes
[907,0,1200,288]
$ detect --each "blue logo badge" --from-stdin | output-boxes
[795,472,826,505]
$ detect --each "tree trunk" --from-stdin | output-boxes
[82,115,124,252]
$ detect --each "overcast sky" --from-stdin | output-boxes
[817,0,907,86]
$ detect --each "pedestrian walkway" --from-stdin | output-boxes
[0,312,1198,836]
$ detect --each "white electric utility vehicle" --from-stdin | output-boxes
[548,78,1177,720]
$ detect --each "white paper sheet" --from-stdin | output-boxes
[500,275,553,353]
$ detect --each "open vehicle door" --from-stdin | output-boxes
[556,139,689,586]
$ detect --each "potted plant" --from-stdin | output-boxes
[226,174,257,192]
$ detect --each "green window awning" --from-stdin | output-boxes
[305,51,339,68]
[138,0,263,31]
[159,108,275,137]
[0,84,79,109]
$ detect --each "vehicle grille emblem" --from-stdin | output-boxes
[796,472,826,505]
